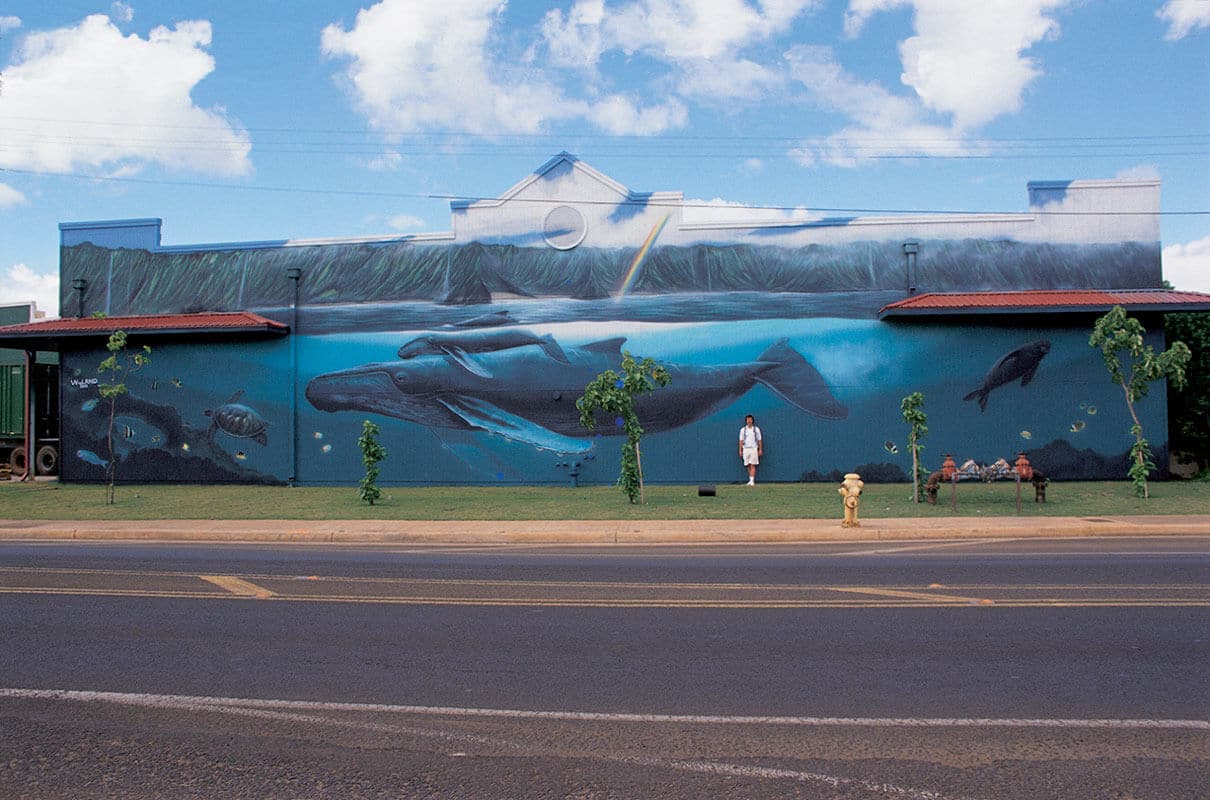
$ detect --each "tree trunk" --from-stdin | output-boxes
[635,442,645,505]
[1121,379,1149,499]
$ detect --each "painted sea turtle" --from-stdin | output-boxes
[205,390,269,446]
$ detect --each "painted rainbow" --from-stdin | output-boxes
[616,214,670,298]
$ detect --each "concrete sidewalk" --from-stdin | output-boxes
[2,515,1209,544]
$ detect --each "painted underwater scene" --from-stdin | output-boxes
[290,310,1165,486]
[55,288,1169,486]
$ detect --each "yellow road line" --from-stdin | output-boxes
[829,586,993,604]
[198,575,275,599]
[0,586,1207,608]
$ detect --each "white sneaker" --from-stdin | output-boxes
[747,478,755,486]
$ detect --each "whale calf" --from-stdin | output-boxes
[396,329,570,378]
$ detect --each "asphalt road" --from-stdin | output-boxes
[1,536,1207,799]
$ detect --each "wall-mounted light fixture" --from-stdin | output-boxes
[902,242,919,294]
[70,278,88,318]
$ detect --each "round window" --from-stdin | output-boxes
[543,205,587,250]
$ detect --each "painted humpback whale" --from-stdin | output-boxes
[307,337,846,454]
[397,329,570,378]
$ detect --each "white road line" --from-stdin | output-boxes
[0,688,977,800]
[2,688,1205,730]
[832,539,1019,556]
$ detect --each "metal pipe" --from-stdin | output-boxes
[71,278,87,318]
[19,349,32,481]
[286,267,302,486]
[903,241,919,294]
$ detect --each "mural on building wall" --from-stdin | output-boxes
[59,341,290,484]
[56,157,1168,485]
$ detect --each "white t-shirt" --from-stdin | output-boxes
[738,425,762,449]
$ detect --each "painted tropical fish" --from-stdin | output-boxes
[76,449,109,468]
[963,340,1051,412]
[205,390,270,446]
[396,329,570,378]
[307,337,847,454]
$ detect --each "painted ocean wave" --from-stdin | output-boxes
[256,291,904,334]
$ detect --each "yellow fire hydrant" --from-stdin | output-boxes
[838,472,864,528]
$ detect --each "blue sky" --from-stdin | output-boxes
[1,0,1207,316]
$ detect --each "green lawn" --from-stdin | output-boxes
[2,480,1207,520]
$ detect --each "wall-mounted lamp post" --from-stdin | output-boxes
[71,278,88,318]
[902,242,919,294]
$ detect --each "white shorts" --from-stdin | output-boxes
[742,446,760,466]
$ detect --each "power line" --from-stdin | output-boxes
[1,114,1208,145]
[3,165,1206,216]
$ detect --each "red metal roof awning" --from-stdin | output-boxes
[879,289,1210,318]
[0,311,289,350]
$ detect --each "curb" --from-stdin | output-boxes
[2,517,1209,544]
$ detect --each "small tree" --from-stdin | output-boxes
[97,330,151,504]
[357,419,387,505]
[1090,306,1191,497]
[900,392,928,503]
[577,351,671,504]
[1164,310,1210,475]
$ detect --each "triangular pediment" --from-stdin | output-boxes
[452,152,680,212]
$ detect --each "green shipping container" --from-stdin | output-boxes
[0,364,23,438]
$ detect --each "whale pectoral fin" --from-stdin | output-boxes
[539,335,571,364]
[1018,358,1042,388]
[442,346,495,379]
[581,337,627,354]
[438,395,592,454]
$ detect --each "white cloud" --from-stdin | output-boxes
[1157,0,1210,40]
[110,3,135,24]
[848,0,1069,131]
[785,45,971,165]
[0,264,59,318]
[0,14,250,176]
[789,2,1068,163]
[1115,164,1162,181]
[323,0,815,136]
[0,182,27,208]
[682,197,814,224]
[843,0,907,37]
[364,150,403,172]
[1163,235,1210,292]
[0,15,20,33]
[588,95,687,135]
[323,0,585,135]
[388,213,427,230]
[540,0,815,101]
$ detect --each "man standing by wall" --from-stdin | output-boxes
[739,414,763,486]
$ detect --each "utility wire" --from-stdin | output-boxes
[3,166,1206,216]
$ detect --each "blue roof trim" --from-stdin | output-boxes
[59,217,444,254]
[1027,180,1074,208]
